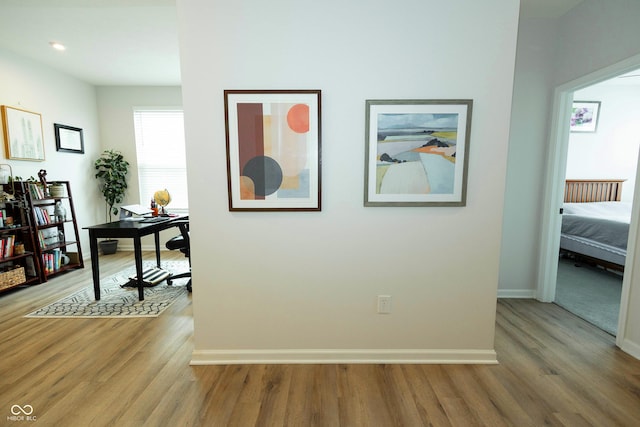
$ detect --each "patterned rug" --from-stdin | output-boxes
[25,261,190,318]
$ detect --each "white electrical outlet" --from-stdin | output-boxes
[377,295,392,314]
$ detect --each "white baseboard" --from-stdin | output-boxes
[619,338,640,361]
[190,349,498,365]
[497,289,536,299]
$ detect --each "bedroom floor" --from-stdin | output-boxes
[555,255,623,335]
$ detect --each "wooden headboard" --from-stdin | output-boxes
[564,179,625,203]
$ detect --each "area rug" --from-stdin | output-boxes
[25,261,190,318]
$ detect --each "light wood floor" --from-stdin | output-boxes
[1,252,640,426]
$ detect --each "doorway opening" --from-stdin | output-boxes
[554,74,640,335]
[537,55,640,347]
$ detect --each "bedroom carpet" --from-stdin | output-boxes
[555,256,622,335]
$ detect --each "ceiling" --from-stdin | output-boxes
[0,0,180,86]
[0,0,590,86]
[519,0,584,19]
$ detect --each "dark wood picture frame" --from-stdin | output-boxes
[54,123,84,154]
[224,89,322,211]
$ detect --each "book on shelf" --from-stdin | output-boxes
[27,183,45,200]
[53,249,60,271]
[34,207,43,225]
[42,249,62,274]
[33,207,41,225]
[43,209,52,224]
[0,235,15,259]
[33,206,52,225]
[37,228,59,249]
[6,235,14,257]
[37,230,45,248]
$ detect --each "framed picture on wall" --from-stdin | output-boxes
[1,105,46,161]
[364,99,473,207]
[54,123,85,154]
[570,100,601,133]
[224,89,322,211]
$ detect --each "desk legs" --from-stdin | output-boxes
[87,229,167,302]
[154,231,161,267]
[133,236,145,301]
[89,236,142,301]
[89,231,101,300]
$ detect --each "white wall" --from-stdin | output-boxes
[498,18,558,296]
[554,0,640,86]
[95,86,183,248]
[554,0,640,360]
[0,49,184,259]
[500,0,640,358]
[500,0,640,292]
[566,84,640,202]
[178,0,520,364]
[0,48,102,254]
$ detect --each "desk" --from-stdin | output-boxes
[84,216,187,301]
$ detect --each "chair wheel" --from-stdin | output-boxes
[167,279,173,285]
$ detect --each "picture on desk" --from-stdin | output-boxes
[224,90,321,211]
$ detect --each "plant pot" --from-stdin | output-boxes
[99,240,118,255]
[49,184,65,198]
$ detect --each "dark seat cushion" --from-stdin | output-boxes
[165,235,186,251]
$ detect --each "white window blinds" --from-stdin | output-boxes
[133,109,188,211]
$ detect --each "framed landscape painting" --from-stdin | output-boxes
[570,101,600,133]
[364,99,472,207]
[224,90,321,211]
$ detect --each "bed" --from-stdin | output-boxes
[560,179,630,271]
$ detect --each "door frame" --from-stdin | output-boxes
[537,54,640,348]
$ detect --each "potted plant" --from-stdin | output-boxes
[48,182,65,198]
[94,149,130,254]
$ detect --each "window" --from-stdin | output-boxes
[133,108,188,211]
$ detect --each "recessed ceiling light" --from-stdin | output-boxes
[49,41,66,51]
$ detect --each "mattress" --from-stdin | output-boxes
[560,201,631,265]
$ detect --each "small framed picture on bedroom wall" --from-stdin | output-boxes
[570,100,601,133]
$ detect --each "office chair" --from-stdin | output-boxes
[165,220,191,292]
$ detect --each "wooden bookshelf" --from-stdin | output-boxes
[0,181,43,292]
[14,180,84,283]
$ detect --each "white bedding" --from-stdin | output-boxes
[561,201,632,265]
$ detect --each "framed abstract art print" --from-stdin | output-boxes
[224,90,321,211]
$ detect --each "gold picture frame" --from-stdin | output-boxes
[1,105,46,161]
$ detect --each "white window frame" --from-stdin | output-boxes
[133,107,188,212]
